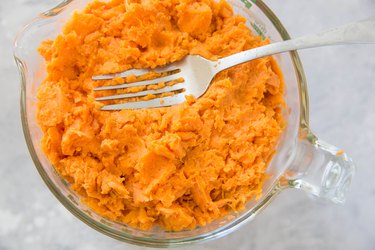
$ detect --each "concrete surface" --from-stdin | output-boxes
[0,0,374,249]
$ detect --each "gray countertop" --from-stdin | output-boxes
[1,0,375,249]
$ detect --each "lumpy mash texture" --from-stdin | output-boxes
[37,0,285,231]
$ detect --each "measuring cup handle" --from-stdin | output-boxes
[283,129,355,204]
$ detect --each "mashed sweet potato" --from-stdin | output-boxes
[37,0,285,231]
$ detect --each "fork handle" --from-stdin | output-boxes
[215,17,375,72]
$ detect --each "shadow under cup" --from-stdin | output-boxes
[14,0,355,247]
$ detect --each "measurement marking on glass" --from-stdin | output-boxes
[241,0,254,9]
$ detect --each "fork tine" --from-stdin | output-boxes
[92,64,179,81]
[92,68,151,81]
[95,83,185,101]
[94,73,183,91]
[100,92,187,110]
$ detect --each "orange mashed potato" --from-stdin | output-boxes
[37,0,285,231]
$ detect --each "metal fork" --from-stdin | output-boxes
[93,18,375,110]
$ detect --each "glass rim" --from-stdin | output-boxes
[15,0,309,247]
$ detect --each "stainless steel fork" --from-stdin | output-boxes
[93,18,375,110]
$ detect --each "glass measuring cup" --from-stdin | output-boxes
[14,0,355,247]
